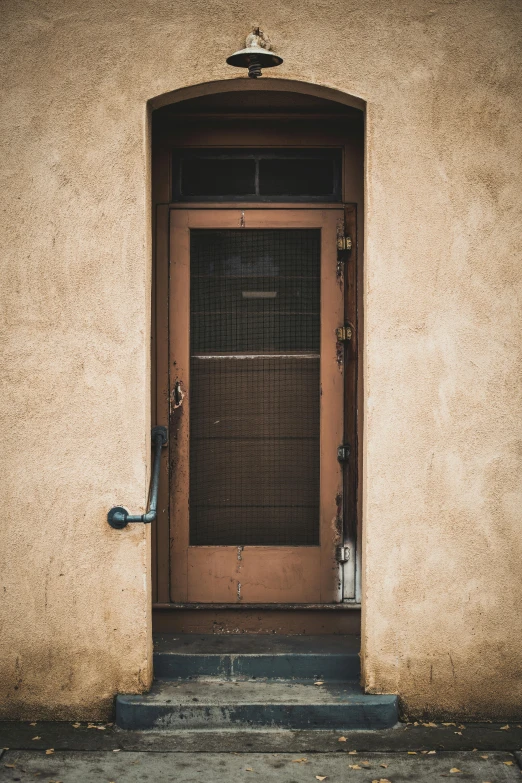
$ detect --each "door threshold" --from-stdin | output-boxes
[153,605,361,634]
[153,602,361,610]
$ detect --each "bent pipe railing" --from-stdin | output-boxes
[107,426,168,529]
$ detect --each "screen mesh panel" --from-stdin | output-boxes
[189,229,321,546]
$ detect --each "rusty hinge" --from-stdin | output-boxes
[336,217,353,253]
[337,235,352,251]
[336,324,354,342]
[336,545,351,563]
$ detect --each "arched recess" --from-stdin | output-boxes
[150,78,365,636]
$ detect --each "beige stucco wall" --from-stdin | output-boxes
[0,0,521,720]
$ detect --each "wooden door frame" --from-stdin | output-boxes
[150,99,363,632]
[152,202,360,613]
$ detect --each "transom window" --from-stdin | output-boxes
[171,148,342,202]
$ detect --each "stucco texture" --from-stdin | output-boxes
[0,0,521,719]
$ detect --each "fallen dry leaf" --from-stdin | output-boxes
[292,758,308,764]
[380,763,388,768]
[500,725,510,731]
[427,750,436,754]
[72,723,80,728]
[348,750,357,754]
[113,749,121,752]
[45,749,54,755]
[442,722,456,726]
[348,764,361,769]
[32,736,41,740]
[480,755,488,760]
[245,767,253,772]
[338,736,347,742]
[407,751,417,755]
[29,722,37,726]
[454,731,463,735]
[503,761,514,766]
[371,779,391,783]
[316,777,327,781]
[314,681,324,686]
[360,761,371,766]
[423,722,438,727]
[450,768,461,773]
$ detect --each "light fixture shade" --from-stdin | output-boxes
[226,47,283,69]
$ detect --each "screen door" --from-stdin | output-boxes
[169,209,344,603]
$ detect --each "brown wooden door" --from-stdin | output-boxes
[168,208,344,603]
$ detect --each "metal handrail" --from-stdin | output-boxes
[107,426,168,529]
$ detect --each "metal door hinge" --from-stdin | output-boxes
[336,217,352,253]
[336,545,351,563]
[336,324,354,342]
[337,443,351,462]
[337,235,352,251]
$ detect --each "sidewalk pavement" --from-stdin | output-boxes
[2,749,522,782]
[1,722,521,782]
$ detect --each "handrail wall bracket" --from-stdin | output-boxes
[108,426,168,530]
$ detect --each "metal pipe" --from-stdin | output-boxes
[107,426,168,529]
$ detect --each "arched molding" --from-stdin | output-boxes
[149,77,365,113]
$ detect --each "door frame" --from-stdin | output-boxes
[153,202,360,612]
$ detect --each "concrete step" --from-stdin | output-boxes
[115,680,398,731]
[153,634,360,681]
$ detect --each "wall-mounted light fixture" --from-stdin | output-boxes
[226,27,283,78]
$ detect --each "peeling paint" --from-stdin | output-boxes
[335,492,344,540]
[171,380,185,409]
[335,339,344,371]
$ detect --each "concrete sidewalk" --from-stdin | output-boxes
[2,722,522,782]
[1,749,522,782]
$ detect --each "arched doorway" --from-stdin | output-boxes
[150,81,364,636]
